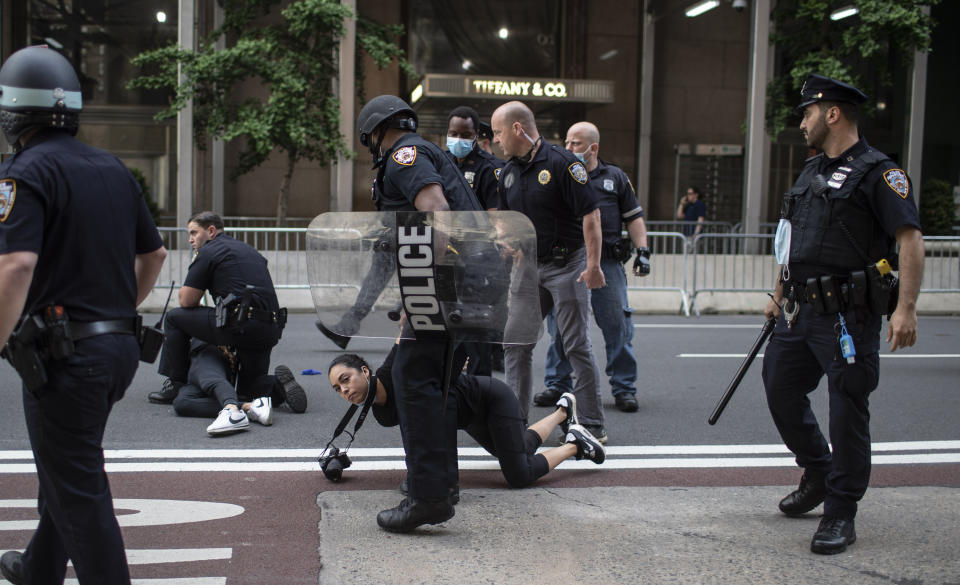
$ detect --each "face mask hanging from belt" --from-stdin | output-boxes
[774,218,792,283]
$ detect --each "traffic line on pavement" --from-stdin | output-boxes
[0,577,227,585]
[2,442,957,473]
[677,353,960,359]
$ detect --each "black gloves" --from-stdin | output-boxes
[633,247,651,277]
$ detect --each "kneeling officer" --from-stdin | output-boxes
[152,211,305,412]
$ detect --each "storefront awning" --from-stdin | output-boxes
[411,74,615,105]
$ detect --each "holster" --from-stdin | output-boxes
[2,315,51,393]
[138,315,164,363]
[215,293,239,328]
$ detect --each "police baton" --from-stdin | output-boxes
[707,316,776,425]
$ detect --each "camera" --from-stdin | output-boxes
[732,0,747,12]
[318,446,352,482]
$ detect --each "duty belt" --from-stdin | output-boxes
[230,305,284,325]
[65,318,138,340]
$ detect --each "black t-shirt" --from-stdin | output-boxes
[590,160,644,244]
[0,131,163,321]
[448,145,504,210]
[184,233,280,311]
[376,133,483,212]
[498,143,598,256]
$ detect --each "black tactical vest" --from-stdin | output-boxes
[783,148,894,271]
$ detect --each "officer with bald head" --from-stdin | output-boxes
[540,121,650,414]
[491,101,608,442]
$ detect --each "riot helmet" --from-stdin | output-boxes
[0,46,82,148]
[357,95,417,167]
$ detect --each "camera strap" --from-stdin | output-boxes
[326,374,378,450]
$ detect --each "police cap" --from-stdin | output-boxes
[478,121,494,141]
[797,74,867,111]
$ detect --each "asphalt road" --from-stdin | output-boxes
[3,313,957,451]
[0,313,957,584]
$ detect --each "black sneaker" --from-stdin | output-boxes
[0,550,25,585]
[779,470,827,516]
[148,379,182,404]
[565,424,606,464]
[533,387,563,407]
[614,393,639,413]
[582,423,608,444]
[376,497,455,533]
[555,392,578,435]
[811,516,856,555]
[274,365,308,413]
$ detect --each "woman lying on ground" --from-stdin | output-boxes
[327,345,605,490]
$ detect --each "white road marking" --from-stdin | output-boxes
[0,442,957,473]
[677,353,960,359]
[0,580,226,585]
[0,500,243,530]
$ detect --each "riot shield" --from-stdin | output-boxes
[307,210,540,346]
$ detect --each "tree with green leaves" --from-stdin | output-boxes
[128,0,414,224]
[766,0,939,139]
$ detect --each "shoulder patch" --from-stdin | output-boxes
[0,179,16,222]
[538,169,552,185]
[626,177,635,194]
[882,168,910,199]
[392,146,417,166]
[569,162,588,185]
[494,167,502,181]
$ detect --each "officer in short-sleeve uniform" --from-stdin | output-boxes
[155,217,292,408]
[357,95,483,533]
[498,142,607,437]
[761,74,924,554]
[0,47,166,584]
[544,157,648,411]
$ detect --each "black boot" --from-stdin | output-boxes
[0,551,25,585]
[315,320,352,349]
[376,497,455,533]
[811,516,856,554]
[779,469,827,516]
[148,379,182,404]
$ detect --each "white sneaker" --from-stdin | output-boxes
[207,408,250,435]
[246,397,273,426]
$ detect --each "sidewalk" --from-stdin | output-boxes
[318,485,960,584]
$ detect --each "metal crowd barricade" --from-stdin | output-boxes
[626,231,691,316]
[154,227,311,290]
[690,233,777,316]
[921,236,960,293]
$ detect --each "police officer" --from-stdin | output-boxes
[445,105,506,376]
[0,46,167,584]
[357,94,483,532]
[491,101,608,441]
[151,211,307,414]
[762,74,924,555]
[446,106,503,211]
[540,121,651,414]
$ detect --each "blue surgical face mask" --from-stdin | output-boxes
[573,151,586,163]
[774,218,792,266]
[447,136,474,158]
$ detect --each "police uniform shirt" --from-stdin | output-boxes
[590,160,644,244]
[498,143,598,256]
[789,138,921,279]
[0,131,163,321]
[448,145,504,210]
[377,133,483,212]
[184,233,280,311]
[683,199,706,223]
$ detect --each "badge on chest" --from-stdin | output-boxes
[827,166,853,190]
